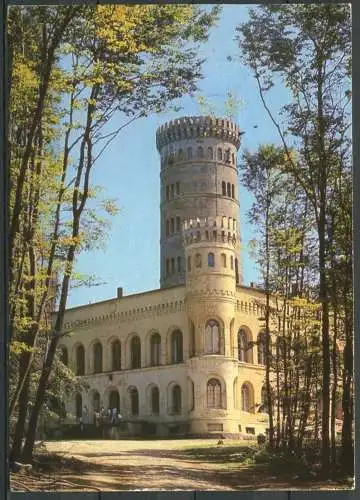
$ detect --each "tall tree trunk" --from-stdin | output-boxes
[10,373,30,461]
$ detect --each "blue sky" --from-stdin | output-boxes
[67,5,290,308]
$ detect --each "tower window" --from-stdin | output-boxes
[176,216,181,232]
[166,220,170,236]
[222,181,226,196]
[187,256,192,272]
[171,258,175,274]
[170,218,174,234]
[187,147,192,160]
[166,186,170,201]
[208,147,213,160]
[227,182,231,197]
[129,387,139,416]
[195,253,202,268]
[241,384,250,412]
[207,378,222,408]
[205,320,221,354]
[176,182,180,195]
[230,256,234,269]
[196,230,201,242]
[232,152,235,165]
[166,259,170,275]
[197,146,204,159]
[171,184,175,198]
[221,253,227,267]
[232,184,235,199]
[226,149,231,162]
[172,384,182,413]
[177,256,181,272]
[151,386,160,415]
[238,329,251,363]
[208,252,215,267]
[178,148,184,160]
[217,148,222,161]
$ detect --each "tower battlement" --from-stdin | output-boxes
[156,116,241,151]
[182,216,237,247]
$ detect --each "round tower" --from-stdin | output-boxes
[183,216,240,435]
[156,116,242,288]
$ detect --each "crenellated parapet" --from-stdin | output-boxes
[182,216,237,247]
[156,116,241,151]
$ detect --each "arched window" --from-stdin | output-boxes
[232,152,235,165]
[205,319,220,354]
[260,386,268,413]
[241,384,250,412]
[166,186,170,201]
[189,379,195,410]
[176,216,181,232]
[150,333,161,366]
[131,335,141,369]
[233,378,238,408]
[207,378,222,408]
[187,147,192,160]
[217,148,222,161]
[177,256,181,272]
[208,147,213,159]
[197,146,204,159]
[195,253,202,268]
[60,346,68,366]
[166,258,170,275]
[151,386,160,415]
[187,255,192,272]
[112,340,121,371]
[235,257,239,284]
[172,385,182,414]
[222,181,226,196]
[109,390,120,411]
[93,342,103,373]
[166,219,170,236]
[170,218,174,233]
[227,182,231,197]
[226,149,231,162]
[171,258,175,274]
[93,391,100,412]
[171,330,183,364]
[208,252,215,267]
[257,333,266,365]
[221,253,227,267]
[75,393,82,419]
[232,184,235,198]
[176,182,180,194]
[76,344,85,375]
[129,387,139,416]
[230,255,234,270]
[178,148,184,160]
[238,329,249,362]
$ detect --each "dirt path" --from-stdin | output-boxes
[11,439,352,491]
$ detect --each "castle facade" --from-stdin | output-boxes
[60,116,270,437]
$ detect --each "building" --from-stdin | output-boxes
[59,116,270,437]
